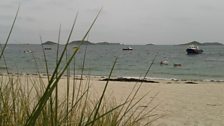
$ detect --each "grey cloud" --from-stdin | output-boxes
[0,15,17,26]
[44,0,75,7]
[17,17,36,23]
[0,14,35,24]
[1,0,224,44]
[0,15,13,20]
[0,1,19,9]
[0,4,15,9]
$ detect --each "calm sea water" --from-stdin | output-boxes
[1,44,224,81]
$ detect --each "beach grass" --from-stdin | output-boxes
[0,8,161,126]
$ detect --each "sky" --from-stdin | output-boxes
[1,0,224,45]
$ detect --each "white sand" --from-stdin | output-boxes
[6,74,224,126]
[81,77,224,126]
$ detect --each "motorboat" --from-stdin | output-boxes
[24,49,32,53]
[186,45,203,55]
[122,47,133,50]
[44,47,52,50]
[174,63,182,67]
[160,60,168,65]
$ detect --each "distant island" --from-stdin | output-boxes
[69,40,94,45]
[95,42,121,45]
[42,41,58,45]
[202,42,224,46]
[69,40,121,45]
[146,43,154,45]
[41,40,121,45]
[180,41,223,46]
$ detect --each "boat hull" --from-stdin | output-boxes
[186,49,203,55]
[122,48,133,50]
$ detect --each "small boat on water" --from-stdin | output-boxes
[122,47,133,50]
[174,63,182,67]
[24,49,32,53]
[44,47,52,50]
[160,60,168,65]
[186,45,203,55]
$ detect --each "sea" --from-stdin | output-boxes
[1,44,224,81]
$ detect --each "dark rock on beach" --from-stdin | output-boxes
[101,77,159,83]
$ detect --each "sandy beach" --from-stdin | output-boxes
[2,74,224,126]
[46,75,224,126]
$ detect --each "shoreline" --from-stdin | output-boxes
[1,72,224,84]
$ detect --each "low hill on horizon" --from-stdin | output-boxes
[69,40,122,45]
[69,40,94,45]
[203,42,223,45]
[42,41,58,45]
[146,43,154,45]
[95,42,121,45]
[180,41,223,46]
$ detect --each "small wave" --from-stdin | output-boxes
[110,75,224,82]
[0,66,7,69]
[205,58,224,62]
[153,71,224,78]
[204,79,224,82]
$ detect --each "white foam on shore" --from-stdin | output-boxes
[102,75,224,83]
[1,72,224,83]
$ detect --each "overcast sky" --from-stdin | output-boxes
[1,0,224,45]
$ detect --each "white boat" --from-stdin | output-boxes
[24,49,32,53]
[122,47,133,50]
[160,60,168,65]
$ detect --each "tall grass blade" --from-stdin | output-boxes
[55,24,61,126]
[66,46,70,126]
[81,45,88,80]
[25,9,101,125]
[144,54,157,79]
[25,12,78,125]
[85,101,127,126]
[59,87,89,125]
[40,36,50,81]
[116,54,158,125]
[75,45,88,104]
[77,81,90,126]
[0,6,19,60]
[0,43,9,74]
[39,35,56,125]
[90,57,118,126]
